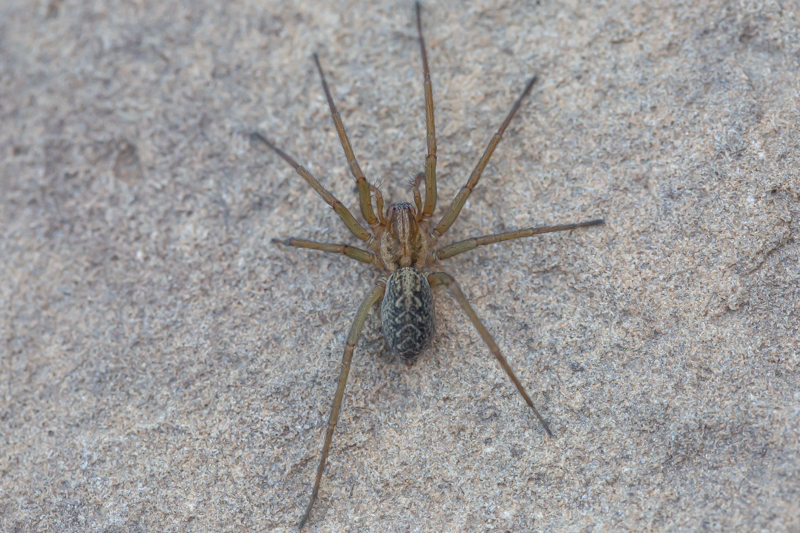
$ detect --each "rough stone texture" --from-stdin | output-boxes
[1,0,798,531]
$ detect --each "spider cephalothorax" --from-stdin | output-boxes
[379,203,436,360]
[380,202,429,271]
[254,3,604,528]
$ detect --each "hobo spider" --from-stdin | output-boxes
[254,3,604,528]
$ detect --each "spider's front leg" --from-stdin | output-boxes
[416,2,438,225]
[427,271,553,436]
[431,74,538,241]
[313,54,385,236]
[299,280,386,530]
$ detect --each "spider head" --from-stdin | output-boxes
[379,203,429,271]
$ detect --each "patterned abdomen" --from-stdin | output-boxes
[381,267,435,361]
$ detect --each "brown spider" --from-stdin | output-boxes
[254,3,603,528]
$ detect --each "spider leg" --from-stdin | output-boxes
[416,2,438,224]
[251,132,373,244]
[433,219,604,262]
[313,53,382,235]
[299,281,386,530]
[431,75,539,241]
[272,238,380,266]
[427,271,553,436]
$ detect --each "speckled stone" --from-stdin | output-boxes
[1,0,798,532]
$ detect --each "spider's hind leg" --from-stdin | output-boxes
[427,271,553,436]
[299,281,386,529]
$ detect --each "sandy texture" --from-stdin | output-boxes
[1,0,798,531]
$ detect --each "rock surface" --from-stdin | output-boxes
[1,0,798,531]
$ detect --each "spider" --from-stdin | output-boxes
[254,3,603,528]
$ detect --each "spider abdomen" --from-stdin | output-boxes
[381,267,435,361]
